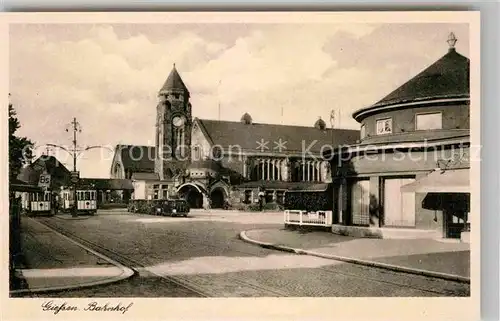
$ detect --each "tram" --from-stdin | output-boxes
[59,187,98,215]
[23,190,56,216]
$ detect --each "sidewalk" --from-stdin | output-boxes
[241,228,470,280]
[10,217,134,295]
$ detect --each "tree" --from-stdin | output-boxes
[9,98,34,181]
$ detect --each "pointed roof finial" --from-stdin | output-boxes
[447,32,457,50]
[159,63,189,94]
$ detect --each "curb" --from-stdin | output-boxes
[55,215,92,221]
[9,218,135,295]
[239,230,470,284]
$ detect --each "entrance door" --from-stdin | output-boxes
[210,188,225,208]
[383,178,416,227]
[186,190,203,208]
[445,210,467,238]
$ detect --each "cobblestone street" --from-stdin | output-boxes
[28,210,469,297]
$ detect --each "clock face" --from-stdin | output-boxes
[172,116,185,127]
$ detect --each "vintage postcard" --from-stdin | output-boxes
[2,11,480,321]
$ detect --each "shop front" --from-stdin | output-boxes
[401,168,470,240]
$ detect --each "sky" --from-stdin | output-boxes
[9,22,469,178]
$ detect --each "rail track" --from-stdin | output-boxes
[37,219,291,297]
[38,217,469,297]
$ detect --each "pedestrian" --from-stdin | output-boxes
[258,190,265,211]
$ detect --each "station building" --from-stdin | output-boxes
[109,65,360,208]
[325,33,471,239]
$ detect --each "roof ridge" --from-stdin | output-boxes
[198,118,359,131]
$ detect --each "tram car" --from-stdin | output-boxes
[23,190,56,216]
[59,187,98,215]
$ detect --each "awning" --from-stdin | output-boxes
[78,178,134,190]
[401,168,470,193]
[235,181,330,192]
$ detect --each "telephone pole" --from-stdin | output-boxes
[46,118,113,218]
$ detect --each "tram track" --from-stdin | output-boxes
[36,217,469,297]
[148,230,469,297]
[222,235,470,297]
[37,219,291,297]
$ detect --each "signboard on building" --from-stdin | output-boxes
[38,174,51,188]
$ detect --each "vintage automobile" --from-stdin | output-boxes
[151,199,190,217]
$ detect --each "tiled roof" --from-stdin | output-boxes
[159,65,189,94]
[353,48,470,121]
[17,156,71,189]
[197,119,359,153]
[117,145,156,172]
[10,178,43,192]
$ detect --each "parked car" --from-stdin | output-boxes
[151,199,190,217]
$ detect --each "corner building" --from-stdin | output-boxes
[326,33,471,239]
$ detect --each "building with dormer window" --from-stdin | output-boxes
[325,33,471,240]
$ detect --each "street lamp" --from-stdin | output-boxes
[45,117,113,217]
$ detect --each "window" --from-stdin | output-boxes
[376,118,392,135]
[360,124,366,139]
[416,112,442,130]
[85,192,91,200]
[351,180,370,225]
[153,184,159,189]
[162,190,169,199]
[193,146,201,161]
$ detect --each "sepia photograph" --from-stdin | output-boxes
[3,11,480,321]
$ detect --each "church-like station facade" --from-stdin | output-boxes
[110,32,472,240]
[109,65,359,209]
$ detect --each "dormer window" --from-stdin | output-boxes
[416,112,442,130]
[376,118,392,135]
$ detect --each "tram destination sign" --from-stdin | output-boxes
[38,174,51,188]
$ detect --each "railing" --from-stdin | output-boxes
[284,210,333,227]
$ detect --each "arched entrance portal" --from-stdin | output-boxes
[210,188,226,209]
[177,183,205,209]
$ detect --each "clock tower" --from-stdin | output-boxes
[155,64,193,180]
